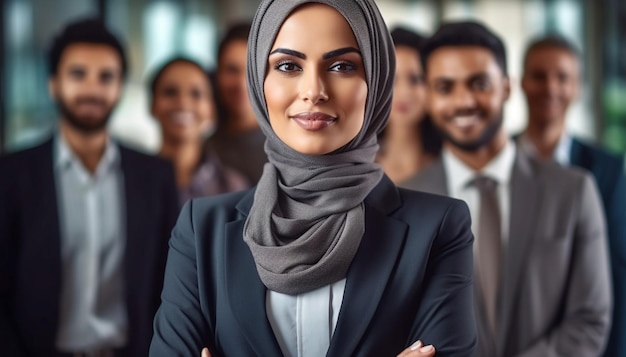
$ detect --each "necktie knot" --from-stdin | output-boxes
[470,175,498,192]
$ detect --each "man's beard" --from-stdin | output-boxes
[56,96,115,134]
[436,111,504,152]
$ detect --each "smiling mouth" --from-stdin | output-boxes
[169,111,195,126]
[290,112,337,131]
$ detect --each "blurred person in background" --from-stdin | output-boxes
[403,21,612,356]
[518,35,626,357]
[150,57,249,207]
[208,22,268,184]
[0,18,179,356]
[377,27,441,184]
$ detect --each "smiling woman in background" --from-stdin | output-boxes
[149,1,476,356]
[377,27,441,184]
[149,58,249,206]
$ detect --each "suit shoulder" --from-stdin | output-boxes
[187,189,254,222]
[0,140,52,180]
[533,158,596,196]
[0,140,51,165]
[575,138,624,167]
[396,187,470,223]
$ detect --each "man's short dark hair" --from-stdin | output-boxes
[217,22,251,63]
[390,27,427,54]
[522,35,581,70]
[421,21,507,76]
[48,17,128,78]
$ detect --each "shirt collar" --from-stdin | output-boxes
[54,131,120,176]
[443,139,517,191]
[518,131,571,166]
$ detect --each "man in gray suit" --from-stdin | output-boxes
[402,21,612,356]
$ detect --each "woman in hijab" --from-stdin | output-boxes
[150,1,476,356]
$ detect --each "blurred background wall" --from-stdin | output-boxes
[1,0,625,159]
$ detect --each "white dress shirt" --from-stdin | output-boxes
[442,140,517,247]
[266,279,346,357]
[518,131,572,165]
[54,134,128,352]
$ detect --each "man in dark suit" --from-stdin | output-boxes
[402,21,612,356]
[518,35,626,357]
[0,18,179,356]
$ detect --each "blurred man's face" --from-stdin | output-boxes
[426,46,510,152]
[49,43,123,134]
[216,39,255,122]
[522,47,579,127]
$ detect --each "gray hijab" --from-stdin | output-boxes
[243,0,395,295]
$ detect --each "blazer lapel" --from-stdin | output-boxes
[498,150,542,355]
[120,148,143,299]
[29,139,63,346]
[327,176,408,357]
[223,192,284,356]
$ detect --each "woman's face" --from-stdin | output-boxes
[264,3,367,155]
[151,61,215,143]
[390,45,426,126]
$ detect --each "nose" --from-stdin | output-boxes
[545,75,560,96]
[299,69,328,105]
[451,86,477,110]
[175,93,192,110]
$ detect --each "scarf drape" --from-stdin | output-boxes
[243,0,396,295]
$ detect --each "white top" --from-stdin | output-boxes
[518,131,572,165]
[442,140,517,247]
[54,134,128,352]
[266,279,346,357]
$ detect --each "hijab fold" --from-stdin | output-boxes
[243,0,396,295]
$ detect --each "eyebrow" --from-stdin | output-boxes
[432,72,491,83]
[269,47,361,60]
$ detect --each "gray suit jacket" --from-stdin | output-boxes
[402,149,612,357]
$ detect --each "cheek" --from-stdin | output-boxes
[428,94,448,117]
[264,78,292,119]
[343,81,367,131]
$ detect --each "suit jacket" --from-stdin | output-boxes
[0,138,180,357]
[569,137,626,357]
[150,175,477,356]
[402,149,612,357]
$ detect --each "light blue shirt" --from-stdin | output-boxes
[518,132,572,165]
[266,279,346,357]
[54,133,128,352]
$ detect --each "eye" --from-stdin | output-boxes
[409,74,424,86]
[161,86,178,97]
[274,60,301,73]
[434,83,452,95]
[68,68,86,80]
[190,88,203,100]
[100,70,116,84]
[329,61,357,73]
[471,78,491,91]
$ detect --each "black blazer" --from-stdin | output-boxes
[570,137,626,357]
[150,175,477,356]
[0,138,180,357]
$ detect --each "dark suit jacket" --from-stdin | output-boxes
[0,138,180,357]
[569,137,626,357]
[402,149,612,357]
[150,175,477,356]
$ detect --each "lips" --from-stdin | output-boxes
[169,111,196,126]
[290,112,337,131]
